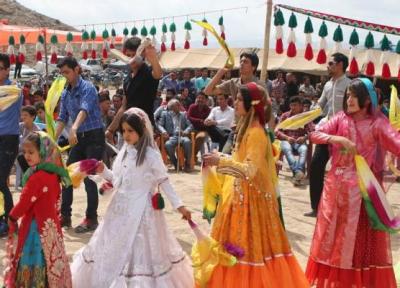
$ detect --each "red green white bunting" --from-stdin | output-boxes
[286,12,297,58]
[348,29,360,76]
[274,8,284,54]
[202,18,208,46]
[380,35,391,79]
[65,32,74,56]
[7,36,16,64]
[18,34,26,63]
[81,30,89,60]
[35,35,44,62]
[304,17,314,61]
[364,32,375,76]
[50,34,58,64]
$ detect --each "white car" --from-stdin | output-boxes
[10,64,38,78]
[79,59,103,73]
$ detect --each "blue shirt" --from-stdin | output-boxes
[0,79,23,136]
[58,77,103,133]
[159,75,179,92]
[195,77,211,92]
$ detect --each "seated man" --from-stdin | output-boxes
[158,99,193,171]
[275,96,314,185]
[204,94,234,151]
[187,92,211,157]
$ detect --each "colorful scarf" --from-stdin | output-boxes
[21,131,71,188]
[355,155,400,233]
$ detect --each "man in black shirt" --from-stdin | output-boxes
[106,37,162,142]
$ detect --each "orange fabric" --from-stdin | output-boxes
[306,257,396,288]
[208,127,308,287]
[207,256,309,288]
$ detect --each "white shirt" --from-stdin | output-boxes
[206,106,235,130]
[318,74,351,118]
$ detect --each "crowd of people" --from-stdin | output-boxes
[0,35,399,288]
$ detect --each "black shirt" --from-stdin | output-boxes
[123,64,159,125]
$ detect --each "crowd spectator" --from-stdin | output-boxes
[177,69,196,101]
[299,76,316,99]
[194,68,211,92]
[159,70,179,93]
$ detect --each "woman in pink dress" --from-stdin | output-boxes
[306,78,400,288]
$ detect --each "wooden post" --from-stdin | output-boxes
[260,0,273,82]
[43,28,49,79]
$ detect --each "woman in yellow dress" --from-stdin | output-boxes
[203,82,309,287]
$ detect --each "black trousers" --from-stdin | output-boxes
[61,128,105,220]
[206,126,231,152]
[309,144,330,211]
[0,135,19,221]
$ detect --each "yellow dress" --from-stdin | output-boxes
[207,126,309,287]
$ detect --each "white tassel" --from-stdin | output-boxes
[65,42,73,54]
[81,42,88,52]
[7,45,15,55]
[202,28,208,38]
[275,25,283,40]
[91,41,97,51]
[18,44,26,55]
[333,42,341,53]
[161,33,167,43]
[151,36,157,46]
[380,50,389,64]
[287,29,296,44]
[185,30,191,41]
[50,45,57,54]
[349,45,357,60]
[319,37,327,50]
[171,32,176,42]
[220,24,225,33]
[366,49,373,63]
[35,42,44,52]
[305,33,312,44]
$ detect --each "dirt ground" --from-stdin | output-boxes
[1,163,399,286]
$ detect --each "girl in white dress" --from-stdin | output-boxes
[71,107,194,288]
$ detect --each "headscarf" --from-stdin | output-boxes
[359,78,378,110]
[21,131,71,187]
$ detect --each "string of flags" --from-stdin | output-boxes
[274,4,400,79]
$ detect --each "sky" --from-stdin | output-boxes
[17,0,400,49]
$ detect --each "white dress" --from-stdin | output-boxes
[71,145,194,288]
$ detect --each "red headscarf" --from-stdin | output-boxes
[246,82,266,126]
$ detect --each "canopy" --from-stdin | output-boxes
[159,47,400,78]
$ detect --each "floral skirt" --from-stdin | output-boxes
[16,220,47,288]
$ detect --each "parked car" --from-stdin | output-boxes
[10,64,38,78]
[79,59,103,73]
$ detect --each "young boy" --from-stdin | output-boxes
[18,106,40,172]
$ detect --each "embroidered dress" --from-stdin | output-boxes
[207,127,309,288]
[306,112,400,288]
[71,145,194,288]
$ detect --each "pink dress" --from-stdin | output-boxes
[306,111,400,288]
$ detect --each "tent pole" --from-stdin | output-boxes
[260,0,273,82]
[43,28,49,80]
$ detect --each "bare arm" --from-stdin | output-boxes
[55,121,65,140]
[204,68,227,96]
[107,95,127,133]
[145,46,163,80]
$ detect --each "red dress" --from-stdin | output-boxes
[8,170,72,288]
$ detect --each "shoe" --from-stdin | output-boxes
[0,221,9,237]
[294,170,305,181]
[60,215,72,228]
[74,218,98,233]
[303,210,317,217]
[184,165,193,173]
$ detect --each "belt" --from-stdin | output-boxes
[76,128,104,138]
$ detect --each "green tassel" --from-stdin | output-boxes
[150,25,157,36]
[202,18,208,23]
[111,28,116,37]
[82,30,89,41]
[381,34,390,51]
[158,194,165,209]
[218,16,224,26]
[318,21,328,38]
[184,21,192,30]
[364,32,374,49]
[8,35,15,46]
[90,30,96,40]
[274,9,285,26]
[169,22,176,33]
[162,23,168,34]
[102,29,109,39]
[349,29,359,46]
[288,12,297,28]
[396,40,400,54]
[50,34,58,44]
[66,32,73,42]
[131,26,138,36]
[123,27,129,36]
[303,17,313,34]
[38,35,44,44]
[141,26,148,37]
[19,34,25,45]
[333,25,343,42]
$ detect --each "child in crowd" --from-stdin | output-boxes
[18,106,40,172]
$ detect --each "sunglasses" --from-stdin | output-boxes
[328,61,338,66]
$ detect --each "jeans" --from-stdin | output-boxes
[280,140,307,174]
[0,135,19,221]
[165,135,191,168]
[61,128,105,220]
[309,144,330,211]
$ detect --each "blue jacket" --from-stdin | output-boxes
[158,110,193,136]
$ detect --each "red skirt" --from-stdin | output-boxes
[306,206,396,288]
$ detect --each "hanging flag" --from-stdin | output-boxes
[332,25,343,53]
[169,21,177,51]
[140,24,148,39]
[184,20,192,49]
[7,35,16,64]
[303,17,314,61]
[65,32,74,56]
[35,35,44,62]
[218,16,225,40]
[90,29,97,59]
[18,34,26,64]
[81,30,89,60]
[274,8,285,54]
[201,18,208,46]
[316,21,328,64]
[122,27,129,52]
[131,25,138,37]
[50,34,58,64]
[380,34,391,79]
[364,32,375,76]
[102,29,109,59]
[110,28,116,49]
[348,29,360,76]
[149,24,157,46]
[160,22,167,52]
[286,12,297,58]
